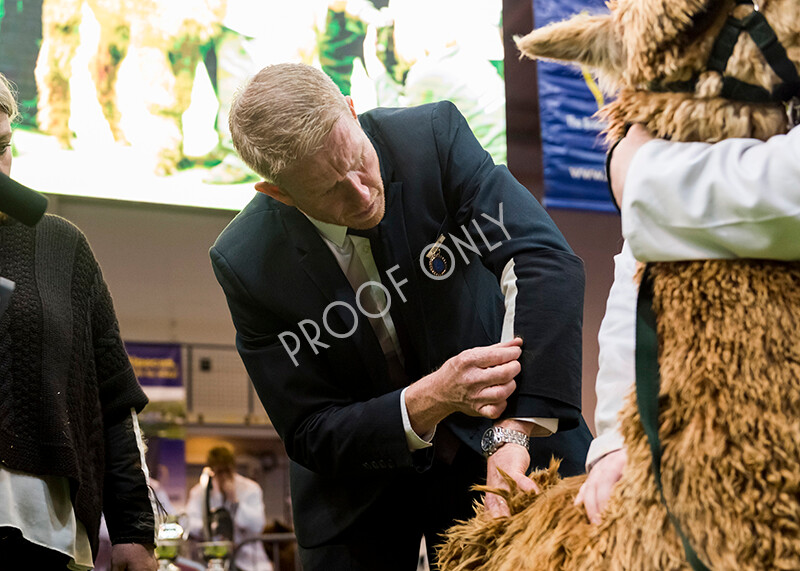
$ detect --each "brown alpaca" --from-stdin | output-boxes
[438,1,800,569]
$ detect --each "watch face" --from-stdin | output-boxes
[481,428,496,454]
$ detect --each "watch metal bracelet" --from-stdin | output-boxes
[481,426,531,457]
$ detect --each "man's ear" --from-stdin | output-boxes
[255,181,295,207]
[345,95,358,120]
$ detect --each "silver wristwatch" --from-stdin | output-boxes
[480,426,530,457]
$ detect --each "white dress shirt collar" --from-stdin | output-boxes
[303,213,348,249]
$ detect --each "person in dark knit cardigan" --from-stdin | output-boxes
[0,73,157,570]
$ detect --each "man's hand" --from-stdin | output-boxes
[405,338,523,436]
[609,124,654,207]
[574,448,627,524]
[484,423,539,518]
[111,543,157,571]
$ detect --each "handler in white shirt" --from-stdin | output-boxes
[186,447,273,571]
[576,123,800,524]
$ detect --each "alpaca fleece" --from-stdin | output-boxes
[439,0,800,568]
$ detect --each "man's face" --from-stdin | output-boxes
[272,111,385,230]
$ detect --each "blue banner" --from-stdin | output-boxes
[533,0,616,212]
[125,342,182,388]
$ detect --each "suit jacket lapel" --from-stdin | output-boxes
[280,205,389,383]
[376,181,432,378]
[281,206,347,304]
[367,127,435,377]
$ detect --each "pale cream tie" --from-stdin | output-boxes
[344,235,407,388]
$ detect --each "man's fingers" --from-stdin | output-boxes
[468,361,521,397]
[485,360,522,383]
[467,342,523,369]
[465,365,518,417]
[472,346,522,369]
[451,338,523,419]
[477,379,516,404]
[485,492,510,518]
[477,400,508,419]
[515,475,539,494]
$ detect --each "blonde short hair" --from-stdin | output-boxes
[229,63,351,184]
[0,73,19,123]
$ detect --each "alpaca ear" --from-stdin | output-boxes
[515,13,623,76]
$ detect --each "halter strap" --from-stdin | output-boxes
[708,0,800,102]
[636,267,713,571]
[657,0,800,104]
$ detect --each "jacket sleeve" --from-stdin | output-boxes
[90,253,149,424]
[103,411,157,546]
[623,125,800,261]
[89,248,155,546]
[434,101,586,428]
[210,247,425,477]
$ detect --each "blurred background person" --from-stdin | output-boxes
[187,446,272,571]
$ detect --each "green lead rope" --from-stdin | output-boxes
[635,266,712,571]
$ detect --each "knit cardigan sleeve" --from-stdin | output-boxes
[90,261,148,423]
[83,235,155,546]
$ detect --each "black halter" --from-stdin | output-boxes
[656,0,800,105]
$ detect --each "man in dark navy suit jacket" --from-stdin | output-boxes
[211,63,591,570]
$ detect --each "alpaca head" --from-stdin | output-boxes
[517,0,800,142]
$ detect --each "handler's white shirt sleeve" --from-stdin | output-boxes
[622,125,800,261]
[585,242,638,469]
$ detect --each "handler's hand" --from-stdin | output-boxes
[111,543,157,571]
[485,438,539,518]
[574,448,627,524]
[609,124,654,207]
